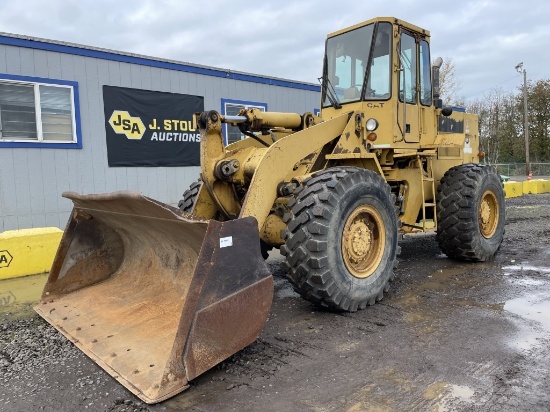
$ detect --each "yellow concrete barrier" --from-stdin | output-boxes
[0,227,62,280]
[503,181,523,198]
[522,180,534,194]
[522,179,550,194]
[533,179,550,194]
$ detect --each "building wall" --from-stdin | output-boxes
[0,41,320,231]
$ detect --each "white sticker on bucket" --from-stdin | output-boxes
[220,236,233,248]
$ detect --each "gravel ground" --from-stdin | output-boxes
[1,193,549,411]
[0,317,150,412]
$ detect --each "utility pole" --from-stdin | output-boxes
[515,62,530,177]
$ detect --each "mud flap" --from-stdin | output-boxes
[34,191,273,404]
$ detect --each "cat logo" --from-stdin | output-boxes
[0,250,13,268]
[109,110,146,140]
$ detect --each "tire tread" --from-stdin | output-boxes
[282,167,399,312]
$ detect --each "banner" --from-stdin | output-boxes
[103,86,204,166]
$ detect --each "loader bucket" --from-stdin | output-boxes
[34,191,273,404]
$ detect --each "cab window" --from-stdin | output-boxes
[419,40,432,106]
[399,32,417,104]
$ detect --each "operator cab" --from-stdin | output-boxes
[321,17,435,144]
[322,18,433,107]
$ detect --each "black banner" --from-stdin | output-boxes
[103,86,204,167]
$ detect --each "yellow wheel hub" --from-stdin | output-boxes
[341,205,385,279]
[479,190,499,238]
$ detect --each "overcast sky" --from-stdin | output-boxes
[1,0,548,103]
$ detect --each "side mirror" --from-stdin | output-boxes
[441,107,453,117]
[333,75,340,86]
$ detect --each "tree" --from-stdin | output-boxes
[437,57,463,105]
[467,89,518,164]
[525,79,550,162]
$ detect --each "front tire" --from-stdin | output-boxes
[178,179,201,213]
[436,164,505,261]
[281,167,398,312]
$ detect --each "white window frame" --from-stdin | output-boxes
[0,78,78,144]
[221,98,268,146]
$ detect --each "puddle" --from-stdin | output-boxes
[423,381,475,411]
[504,294,550,349]
[505,296,550,331]
[502,264,550,275]
[507,278,545,286]
[502,262,550,287]
[422,267,470,290]
[0,273,48,319]
[397,267,470,302]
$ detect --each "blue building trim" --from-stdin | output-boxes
[0,35,321,93]
[0,73,83,149]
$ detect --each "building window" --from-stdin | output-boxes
[221,98,267,145]
[0,75,81,148]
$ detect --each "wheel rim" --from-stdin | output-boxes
[479,190,499,238]
[341,205,386,279]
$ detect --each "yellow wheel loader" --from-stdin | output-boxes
[35,17,505,404]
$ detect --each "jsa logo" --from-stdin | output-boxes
[0,250,12,268]
[109,111,146,140]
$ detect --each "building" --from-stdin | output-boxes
[0,33,320,231]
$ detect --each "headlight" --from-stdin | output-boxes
[366,118,379,131]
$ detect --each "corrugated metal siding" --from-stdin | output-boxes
[0,44,320,231]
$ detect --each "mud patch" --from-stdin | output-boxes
[423,382,475,411]
[2,194,550,411]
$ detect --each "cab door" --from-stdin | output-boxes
[398,31,420,143]
[419,39,435,143]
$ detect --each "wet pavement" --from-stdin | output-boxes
[1,194,549,411]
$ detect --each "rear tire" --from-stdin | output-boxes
[436,164,505,261]
[281,167,398,312]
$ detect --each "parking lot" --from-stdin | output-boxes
[1,194,549,412]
